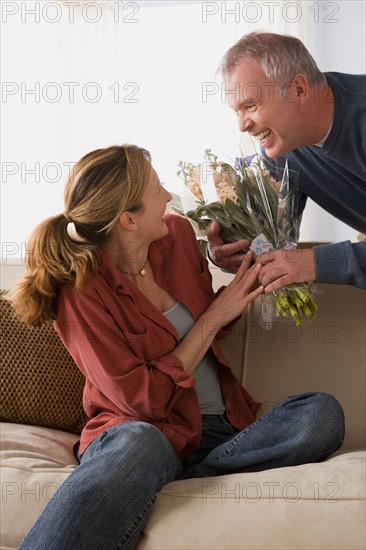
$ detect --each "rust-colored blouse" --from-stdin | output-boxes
[55,214,260,457]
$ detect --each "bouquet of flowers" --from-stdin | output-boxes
[177,149,317,328]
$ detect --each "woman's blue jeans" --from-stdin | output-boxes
[19,392,344,550]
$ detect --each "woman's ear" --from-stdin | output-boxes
[118,211,138,231]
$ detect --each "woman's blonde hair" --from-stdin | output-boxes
[10,144,151,326]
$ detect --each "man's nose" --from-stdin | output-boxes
[238,111,253,133]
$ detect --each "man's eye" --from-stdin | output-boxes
[247,104,257,112]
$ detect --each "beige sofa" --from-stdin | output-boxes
[1,261,365,550]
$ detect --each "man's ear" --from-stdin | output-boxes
[291,74,309,101]
[118,211,138,231]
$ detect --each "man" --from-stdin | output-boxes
[208,32,366,291]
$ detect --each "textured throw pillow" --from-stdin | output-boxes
[0,290,88,433]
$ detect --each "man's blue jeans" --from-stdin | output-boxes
[19,392,344,550]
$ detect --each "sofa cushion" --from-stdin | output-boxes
[138,451,366,550]
[0,423,79,550]
[0,291,88,434]
[1,423,364,550]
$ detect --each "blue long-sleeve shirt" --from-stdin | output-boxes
[266,72,366,288]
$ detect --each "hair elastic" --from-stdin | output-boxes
[63,211,72,223]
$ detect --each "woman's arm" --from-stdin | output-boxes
[173,252,263,373]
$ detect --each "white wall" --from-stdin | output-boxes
[1,0,365,262]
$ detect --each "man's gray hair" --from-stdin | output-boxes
[218,32,326,87]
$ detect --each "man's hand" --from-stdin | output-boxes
[206,221,251,273]
[257,248,316,292]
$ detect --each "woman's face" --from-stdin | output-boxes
[133,167,172,242]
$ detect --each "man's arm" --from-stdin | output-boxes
[257,241,366,291]
[314,241,366,289]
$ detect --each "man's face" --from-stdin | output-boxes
[224,59,302,158]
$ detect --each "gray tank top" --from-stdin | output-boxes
[163,301,225,415]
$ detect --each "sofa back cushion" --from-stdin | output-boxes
[241,284,366,451]
[0,290,88,433]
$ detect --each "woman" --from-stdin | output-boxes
[13,144,344,550]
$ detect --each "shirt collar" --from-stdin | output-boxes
[313,119,333,148]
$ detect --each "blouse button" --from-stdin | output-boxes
[189,299,195,306]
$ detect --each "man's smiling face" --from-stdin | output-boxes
[224,59,303,158]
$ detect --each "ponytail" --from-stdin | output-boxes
[9,214,101,326]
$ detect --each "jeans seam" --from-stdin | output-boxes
[117,462,183,549]
[117,495,156,550]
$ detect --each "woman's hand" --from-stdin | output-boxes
[203,250,263,329]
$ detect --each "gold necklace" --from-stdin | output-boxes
[120,259,148,277]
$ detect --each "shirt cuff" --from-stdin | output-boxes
[149,354,196,388]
